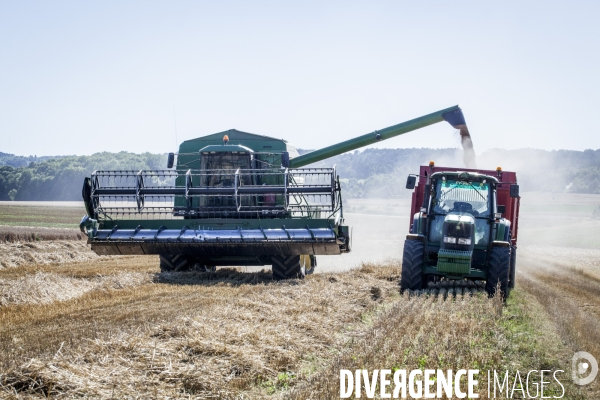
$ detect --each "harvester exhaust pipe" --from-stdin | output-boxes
[441,108,476,168]
[289,105,474,168]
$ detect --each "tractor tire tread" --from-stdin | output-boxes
[401,240,425,292]
[486,246,510,299]
[508,246,517,289]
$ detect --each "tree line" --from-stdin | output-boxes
[0,152,166,201]
[0,152,60,168]
[1,148,600,201]
[303,147,600,198]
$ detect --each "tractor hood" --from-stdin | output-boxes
[441,213,475,251]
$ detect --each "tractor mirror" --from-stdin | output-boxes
[281,151,290,168]
[406,175,416,189]
[167,153,175,169]
[510,184,520,198]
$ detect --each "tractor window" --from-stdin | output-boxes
[432,179,491,217]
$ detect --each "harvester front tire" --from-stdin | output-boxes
[159,254,190,272]
[485,246,510,299]
[508,246,517,289]
[272,255,306,280]
[401,239,424,292]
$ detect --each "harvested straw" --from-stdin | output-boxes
[0,272,153,306]
[0,226,84,243]
[0,241,99,269]
[0,264,401,398]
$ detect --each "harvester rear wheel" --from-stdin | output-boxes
[401,239,424,292]
[159,254,190,272]
[191,263,216,272]
[271,255,306,280]
[508,246,517,289]
[485,246,510,299]
[305,255,317,275]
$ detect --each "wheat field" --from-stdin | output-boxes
[0,196,599,398]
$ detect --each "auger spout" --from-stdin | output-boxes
[289,105,466,168]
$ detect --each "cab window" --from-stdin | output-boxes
[201,153,252,187]
[432,179,491,217]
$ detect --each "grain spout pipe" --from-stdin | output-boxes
[289,105,466,168]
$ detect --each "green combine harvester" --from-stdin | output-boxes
[80,105,467,279]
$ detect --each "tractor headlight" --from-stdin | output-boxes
[443,236,457,244]
[457,238,472,245]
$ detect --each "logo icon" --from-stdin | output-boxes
[572,352,598,386]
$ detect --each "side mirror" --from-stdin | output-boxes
[406,175,416,190]
[510,184,520,198]
[167,153,175,169]
[281,151,290,168]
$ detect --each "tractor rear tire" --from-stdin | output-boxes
[508,246,517,289]
[272,255,306,280]
[485,246,510,299]
[401,239,425,292]
[159,254,190,272]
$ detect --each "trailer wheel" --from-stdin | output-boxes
[401,239,424,292]
[508,246,517,289]
[272,255,306,280]
[485,246,510,299]
[159,254,190,272]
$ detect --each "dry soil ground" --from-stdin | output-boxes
[0,195,599,399]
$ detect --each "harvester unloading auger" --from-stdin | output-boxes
[80,106,469,280]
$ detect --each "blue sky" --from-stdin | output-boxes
[1,1,599,156]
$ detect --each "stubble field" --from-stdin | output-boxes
[0,195,599,398]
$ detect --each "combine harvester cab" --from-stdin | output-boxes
[403,162,520,298]
[80,105,469,280]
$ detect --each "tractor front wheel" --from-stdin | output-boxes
[486,246,510,299]
[272,255,306,280]
[401,239,425,292]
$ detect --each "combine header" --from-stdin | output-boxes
[80,105,468,279]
